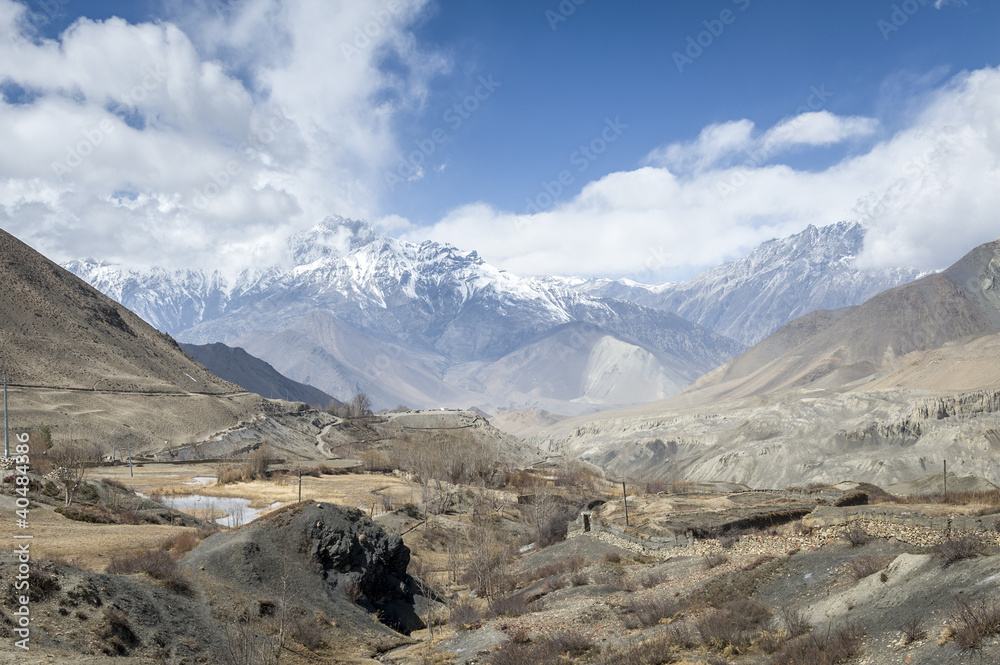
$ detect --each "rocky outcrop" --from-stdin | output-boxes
[187,502,424,637]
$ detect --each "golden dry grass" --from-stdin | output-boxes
[100,463,426,516]
[0,502,197,573]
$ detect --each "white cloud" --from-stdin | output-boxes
[406,66,1000,280]
[645,111,877,174]
[0,0,446,272]
[644,119,754,173]
[761,112,879,151]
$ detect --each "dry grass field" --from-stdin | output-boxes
[98,463,428,514]
[0,498,197,573]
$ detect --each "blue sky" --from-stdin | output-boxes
[2,0,1000,280]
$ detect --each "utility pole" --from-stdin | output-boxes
[127,435,133,477]
[3,371,9,458]
[943,460,948,503]
[622,478,630,527]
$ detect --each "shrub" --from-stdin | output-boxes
[703,553,729,570]
[846,555,891,582]
[842,526,870,547]
[933,533,989,567]
[449,600,482,628]
[400,503,421,519]
[100,477,130,491]
[947,595,1000,649]
[593,633,677,665]
[640,569,671,588]
[490,632,594,665]
[621,595,681,630]
[569,569,590,587]
[781,607,811,638]
[106,549,190,593]
[769,621,865,665]
[604,552,622,564]
[25,565,60,602]
[696,597,772,652]
[163,530,200,556]
[900,616,926,645]
[539,511,576,547]
[290,609,324,650]
[490,593,537,618]
[99,608,139,656]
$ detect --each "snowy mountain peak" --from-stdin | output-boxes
[288,216,378,265]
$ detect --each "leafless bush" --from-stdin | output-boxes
[846,555,891,582]
[703,553,729,570]
[947,595,1000,650]
[98,608,139,656]
[621,595,681,630]
[593,633,677,665]
[696,597,772,652]
[645,478,670,494]
[569,569,590,587]
[541,575,567,593]
[490,593,538,618]
[768,621,865,665]
[449,600,482,629]
[640,569,671,589]
[842,526,870,547]
[106,549,190,593]
[780,607,811,638]
[290,609,324,650]
[100,477,130,491]
[162,530,200,556]
[221,605,277,665]
[933,533,989,567]
[900,616,926,645]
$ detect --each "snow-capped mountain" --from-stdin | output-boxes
[65,217,742,413]
[553,222,924,346]
[62,261,281,334]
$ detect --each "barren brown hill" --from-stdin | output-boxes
[688,237,1000,403]
[0,227,265,450]
[529,236,1000,488]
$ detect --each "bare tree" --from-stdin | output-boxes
[49,441,92,506]
[350,392,372,417]
[221,605,277,665]
[467,522,512,606]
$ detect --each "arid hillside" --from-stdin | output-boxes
[529,236,1000,488]
[0,228,267,451]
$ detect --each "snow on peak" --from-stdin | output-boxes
[288,215,378,265]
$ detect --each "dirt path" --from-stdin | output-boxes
[316,420,339,457]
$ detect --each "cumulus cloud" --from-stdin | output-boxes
[405,66,1000,280]
[0,0,446,272]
